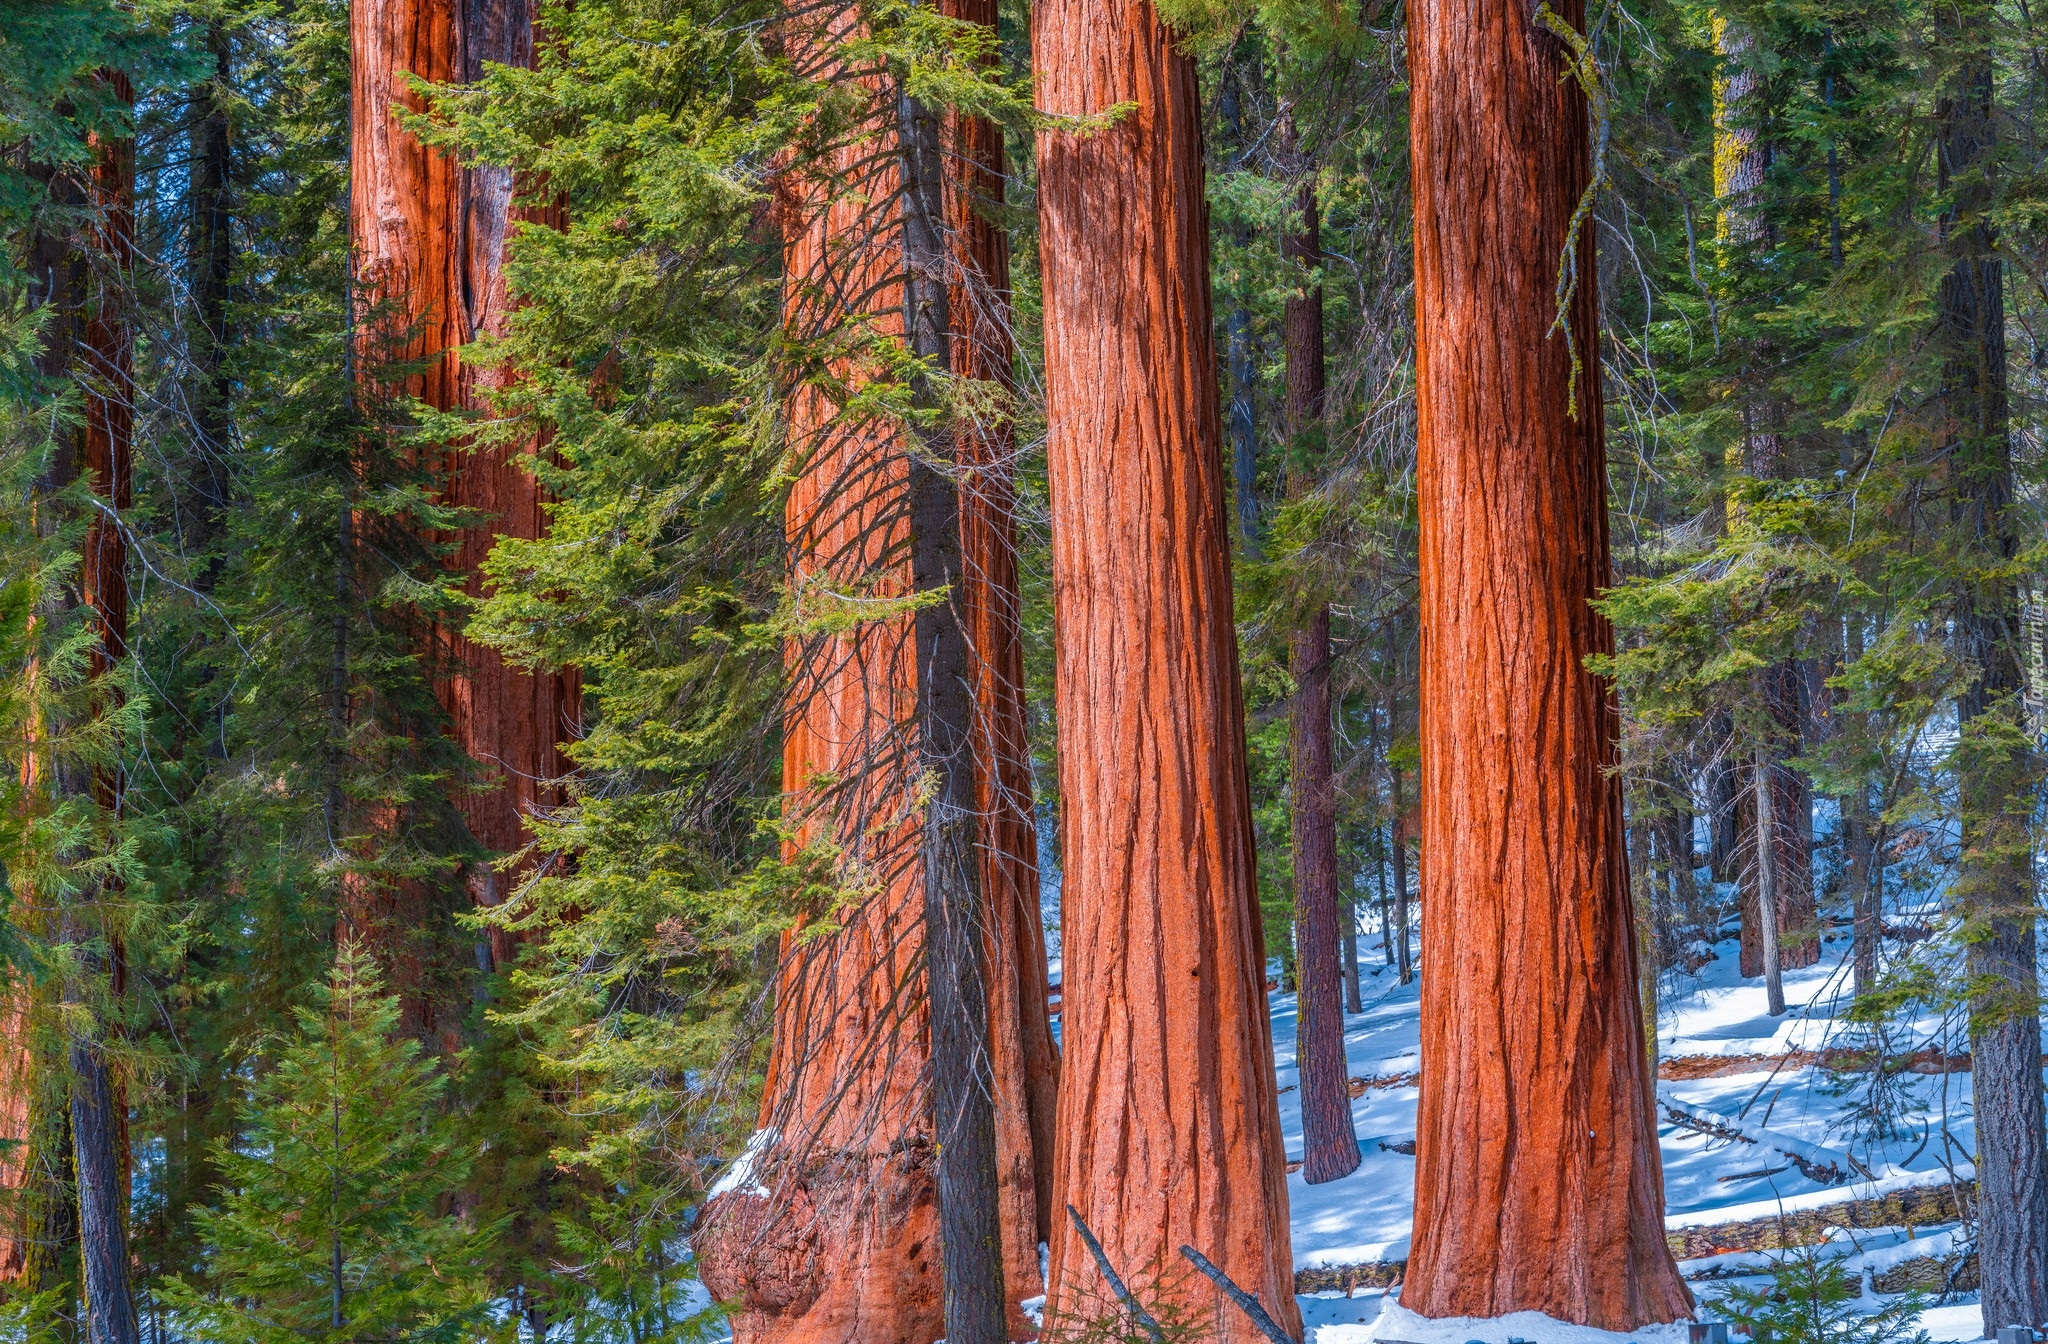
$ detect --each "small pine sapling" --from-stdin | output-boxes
[162,941,499,1344]
[1716,1242,1929,1344]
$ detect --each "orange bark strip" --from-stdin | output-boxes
[1033,0,1299,1335]
[1403,0,1693,1326]
[348,0,578,1002]
[694,11,1049,1335]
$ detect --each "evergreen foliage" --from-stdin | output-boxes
[160,941,498,1344]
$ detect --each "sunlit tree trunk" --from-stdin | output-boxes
[691,8,1050,1337]
[1034,0,1300,1333]
[1403,0,1692,1324]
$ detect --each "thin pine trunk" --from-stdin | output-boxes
[69,75,140,1344]
[1033,0,1300,1330]
[1403,0,1691,1321]
[1283,143,1358,1184]
[1751,750,1786,1017]
[1935,41,2048,1333]
[1390,775,1412,985]
[901,73,1008,1344]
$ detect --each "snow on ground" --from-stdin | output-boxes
[1274,926,2004,1341]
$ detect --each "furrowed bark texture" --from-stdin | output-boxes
[1283,166,1358,1186]
[692,11,1049,1337]
[349,0,580,1008]
[903,69,1009,1344]
[1033,0,1300,1335]
[1404,0,1692,1325]
[76,90,140,1344]
[1937,47,2048,1334]
[943,0,1062,1277]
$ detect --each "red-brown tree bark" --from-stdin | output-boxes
[73,78,141,1344]
[1282,158,1358,1187]
[1403,0,1692,1325]
[348,0,579,1020]
[0,154,90,1293]
[691,12,1050,1337]
[1033,0,1300,1334]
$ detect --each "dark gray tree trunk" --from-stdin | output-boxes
[900,80,1008,1344]
[1936,45,2048,1335]
[69,1030,138,1344]
[1282,139,1358,1186]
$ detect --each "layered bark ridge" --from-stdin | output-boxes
[348,0,580,1006]
[1404,0,1692,1326]
[692,10,1050,1338]
[1034,0,1300,1336]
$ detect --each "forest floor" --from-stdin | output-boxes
[1277,918,1995,1343]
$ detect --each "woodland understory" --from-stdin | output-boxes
[0,0,2045,1340]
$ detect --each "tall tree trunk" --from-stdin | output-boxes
[1935,37,2048,1334]
[71,76,140,1344]
[1716,14,1821,988]
[442,0,583,971]
[0,157,91,1297]
[349,0,580,1028]
[1283,148,1358,1185]
[900,76,1008,1344]
[1750,749,1786,1017]
[942,0,1061,1278]
[1736,669,1819,980]
[1403,0,1692,1323]
[692,9,1049,1336]
[1034,0,1301,1332]
[1390,774,1412,985]
[348,0,468,1046]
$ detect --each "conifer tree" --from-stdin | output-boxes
[161,941,497,1344]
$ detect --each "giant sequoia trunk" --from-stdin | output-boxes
[1935,48,2048,1336]
[690,8,1051,1338]
[72,82,142,1344]
[348,0,579,1031]
[1034,0,1300,1336]
[1403,0,1692,1325]
[1283,162,1359,1187]
[0,158,91,1291]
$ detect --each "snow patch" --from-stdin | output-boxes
[1363,1299,1693,1344]
[706,1127,777,1199]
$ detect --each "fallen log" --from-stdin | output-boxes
[1659,1097,1871,1185]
